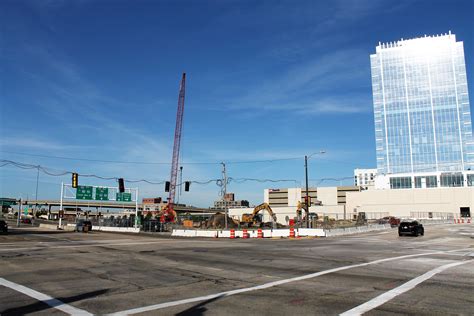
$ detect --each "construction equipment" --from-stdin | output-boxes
[162,73,186,223]
[241,203,277,227]
[295,201,304,224]
[356,212,367,225]
[205,212,239,229]
[158,204,178,224]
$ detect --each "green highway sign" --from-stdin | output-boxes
[95,187,109,201]
[116,192,132,202]
[0,198,17,206]
[76,186,93,200]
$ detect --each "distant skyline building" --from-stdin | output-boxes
[370,32,474,189]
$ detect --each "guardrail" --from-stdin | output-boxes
[325,224,392,237]
[418,219,454,225]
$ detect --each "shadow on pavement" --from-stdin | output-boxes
[175,295,224,316]
[5,228,70,235]
[0,288,108,315]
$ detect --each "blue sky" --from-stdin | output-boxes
[1,0,473,207]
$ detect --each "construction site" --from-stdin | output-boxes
[4,72,464,237]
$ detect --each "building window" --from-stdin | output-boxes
[414,176,437,188]
[426,176,437,188]
[390,177,412,189]
[468,174,474,187]
[440,173,464,187]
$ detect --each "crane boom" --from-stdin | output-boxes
[166,73,186,221]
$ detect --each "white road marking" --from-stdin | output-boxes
[339,259,474,316]
[0,277,93,315]
[108,248,471,315]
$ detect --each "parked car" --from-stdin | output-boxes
[398,221,424,237]
[378,216,401,227]
[76,220,92,232]
[0,220,8,234]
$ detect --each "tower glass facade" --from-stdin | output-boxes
[371,33,474,181]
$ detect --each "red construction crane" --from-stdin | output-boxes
[161,73,186,223]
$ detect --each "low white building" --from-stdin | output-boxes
[229,186,362,225]
[346,186,473,219]
[229,185,473,225]
[354,168,377,190]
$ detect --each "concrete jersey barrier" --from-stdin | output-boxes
[172,228,326,238]
[92,226,140,233]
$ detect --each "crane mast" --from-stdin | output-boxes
[167,73,186,219]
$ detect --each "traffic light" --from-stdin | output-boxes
[72,173,78,188]
[165,181,170,192]
[185,181,190,192]
[118,178,125,193]
[304,196,311,206]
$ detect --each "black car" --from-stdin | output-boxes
[398,221,424,237]
[0,220,8,234]
[75,220,92,232]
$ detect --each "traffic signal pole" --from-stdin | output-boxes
[59,182,63,228]
[17,198,21,227]
[305,155,309,228]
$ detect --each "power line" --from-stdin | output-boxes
[230,177,298,184]
[0,159,301,187]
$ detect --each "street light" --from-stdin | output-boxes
[304,151,326,228]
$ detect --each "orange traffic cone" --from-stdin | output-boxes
[289,227,295,238]
[257,228,263,238]
[230,229,235,239]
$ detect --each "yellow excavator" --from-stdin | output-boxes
[296,200,319,227]
[241,203,278,228]
[296,201,304,224]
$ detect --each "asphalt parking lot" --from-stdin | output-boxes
[0,223,473,315]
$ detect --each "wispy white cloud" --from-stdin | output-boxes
[209,48,371,116]
[0,136,88,151]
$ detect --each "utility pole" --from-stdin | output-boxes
[305,155,309,228]
[35,165,39,217]
[221,162,228,229]
[304,151,325,228]
[17,198,21,227]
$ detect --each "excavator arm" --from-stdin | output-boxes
[251,203,277,222]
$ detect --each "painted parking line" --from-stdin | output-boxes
[0,277,93,315]
[108,248,471,315]
[340,259,474,316]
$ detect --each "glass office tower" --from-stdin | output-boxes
[370,32,474,188]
